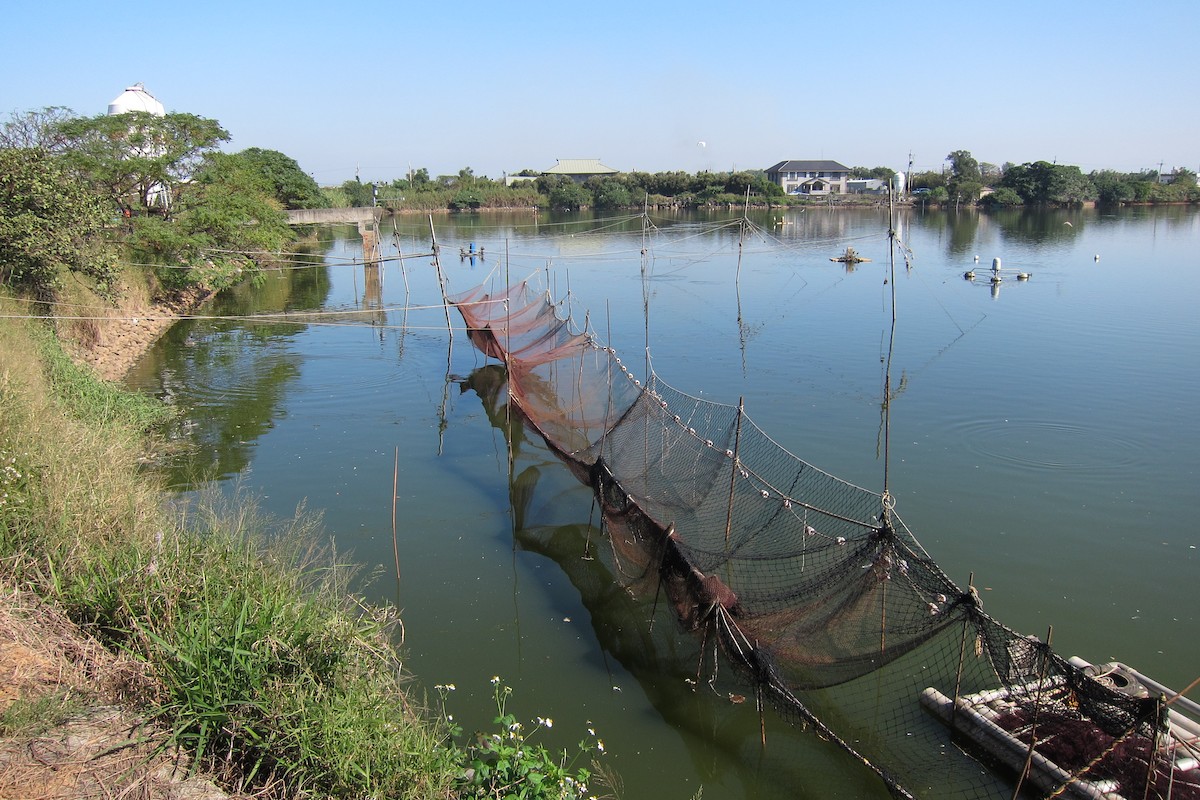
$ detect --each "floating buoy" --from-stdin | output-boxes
[1094,254,1100,261]
[992,257,1002,271]
[973,255,980,263]
[964,270,976,280]
[1017,272,1031,281]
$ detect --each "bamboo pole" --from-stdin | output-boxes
[724,398,746,548]
[428,215,453,345]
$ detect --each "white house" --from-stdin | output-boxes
[766,160,851,195]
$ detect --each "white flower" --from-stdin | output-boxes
[490,675,500,685]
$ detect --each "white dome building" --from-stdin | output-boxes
[107,83,165,117]
[106,83,171,211]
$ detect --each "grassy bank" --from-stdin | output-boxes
[0,300,605,798]
[0,299,463,796]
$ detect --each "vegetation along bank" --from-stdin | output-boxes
[0,108,604,798]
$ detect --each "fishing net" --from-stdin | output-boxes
[451,279,1199,800]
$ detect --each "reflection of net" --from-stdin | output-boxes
[453,280,1197,800]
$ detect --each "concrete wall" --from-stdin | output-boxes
[285,207,382,225]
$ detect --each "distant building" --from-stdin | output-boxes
[107,83,170,210]
[766,160,851,195]
[542,158,620,183]
[108,83,165,116]
[846,178,887,195]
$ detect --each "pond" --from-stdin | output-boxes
[125,205,1199,799]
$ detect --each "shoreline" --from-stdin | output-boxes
[72,287,216,383]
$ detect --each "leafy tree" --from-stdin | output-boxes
[1045,165,1094,204]
[132,151,292,291]
[450,189,482,210]
[1168,167,1197,186]
[339,178,374,207]
[1,106,76,152]
[1001,161,1095,205]
[56,111,229,216]
[1090,170,1137,205]
[946,150,982,202]
[649,171,693,196]
[909,170,945,191]
[543,177,590,210]
[978,187,1022,207]
[851,165,898,180]
[0,147,118,299]
[234,147,323,209]
[590,177,631,210]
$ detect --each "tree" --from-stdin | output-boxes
[56,111,230,216]
[0,147,117,299]
[851,165,898,180]
[978,187,1022,207]
[0,107,76,152]
[909,170,945,191]
[541,177,590,210]
[132,151,292,291]
[946,150,982,202]
[590,177,631,210]
[1001,162,1095,205]
[1090,170,1137,205]
[234,147,323,209]
[339,178,374,207]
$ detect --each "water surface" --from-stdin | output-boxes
[126,206,1199,799]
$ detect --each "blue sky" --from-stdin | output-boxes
[4,0,1196,185]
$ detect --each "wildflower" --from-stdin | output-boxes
[597,740,605,752]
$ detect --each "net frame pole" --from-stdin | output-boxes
[1011,625,1053,800]
[428,215,453,346]
[950,572,976,733]
[724,397,746,548]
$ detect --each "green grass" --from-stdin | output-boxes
[0,298,615,799]
[0,304,461,798]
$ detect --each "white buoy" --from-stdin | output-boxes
[992,257,1002,272]
[973,255,980,263]
[1094,254,1100,261]
[964,270,975,280]
[1017,272,1031,281]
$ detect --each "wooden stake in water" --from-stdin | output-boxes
[428,215,453,345]
[392,446,401,592]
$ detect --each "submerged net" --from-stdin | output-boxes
[451,279,1199,800]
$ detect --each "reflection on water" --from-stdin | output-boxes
[126,207,1199,800]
